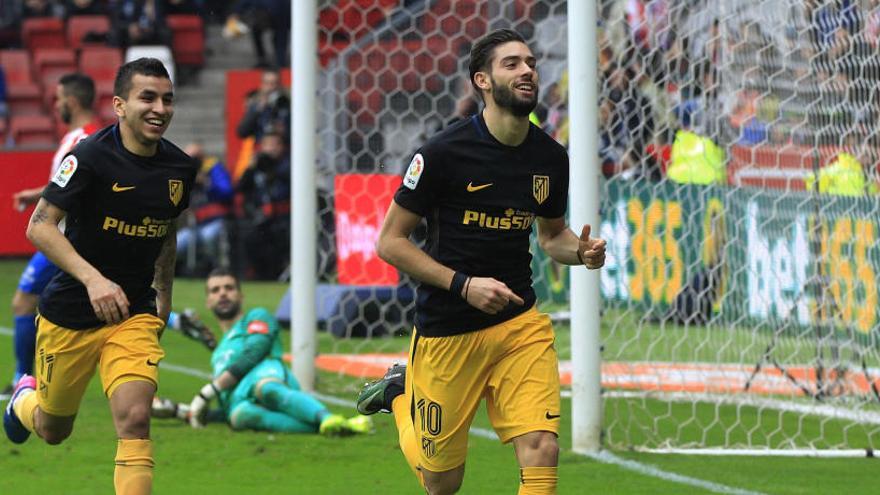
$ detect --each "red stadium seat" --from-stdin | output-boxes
[33,48,77,109]
[79,47,123,83]
[22,17,66,51]
[3,49,42,114]
[67,15,111,50]
[10,115,56,147]
[33,48,77,83]
[6,84,44,115]
[166,15,204,67]
[0,50,34,85]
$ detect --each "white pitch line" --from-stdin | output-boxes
[0,327,764,494]
[580,450,769,495]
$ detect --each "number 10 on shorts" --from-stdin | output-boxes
[417,398,442,435]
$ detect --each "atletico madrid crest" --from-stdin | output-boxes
[533,175,549,204]
[169,179,183,206]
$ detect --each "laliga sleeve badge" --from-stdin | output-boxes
[403,153,424,190]
[51,155,78,188]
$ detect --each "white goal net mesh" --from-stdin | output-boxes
[312,0,880,452]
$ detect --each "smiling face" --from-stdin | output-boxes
[113,74,174,155]
[205,275,243,321]
[479,41,539,117]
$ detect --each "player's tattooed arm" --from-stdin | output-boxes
[28,200,55,226]
[153,223,177,324]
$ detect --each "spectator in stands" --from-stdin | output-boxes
[599,98,633,178]
[666,128,726,185]
[63,0,107,18]
[0,1,22,47]
[236,69,289,142]
[176,142,235,277]
[227,0,290,68]
[237,131,290,280]
[606,64,654,179]
[110,0,171,48]
[22,0,64,18]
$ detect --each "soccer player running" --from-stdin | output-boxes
[163,268,372,436]
[357,29,606,495]
[5,74,101,397]
[3,58,197,495]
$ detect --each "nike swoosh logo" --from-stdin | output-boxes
[112,183,136,192]
[146,359,160,367]
[545,412,561,420]
[466,182,493,192]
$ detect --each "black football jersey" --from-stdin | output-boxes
[39,124,198,329]
[394,113,569,337]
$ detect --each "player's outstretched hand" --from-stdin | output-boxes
[578,225,606,270]
[85,275,130,324]
[463,277,525,315]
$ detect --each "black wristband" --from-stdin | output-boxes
[450,271,468,297]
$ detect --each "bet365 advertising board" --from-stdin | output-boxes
[531,178,879,335]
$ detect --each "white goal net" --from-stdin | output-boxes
[308,0,880,453]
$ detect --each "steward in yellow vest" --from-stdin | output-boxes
[667,130,726,185]
[804,152,878,196]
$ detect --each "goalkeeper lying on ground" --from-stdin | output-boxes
[153,268,372,436]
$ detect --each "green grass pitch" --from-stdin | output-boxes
[0,259,877,494]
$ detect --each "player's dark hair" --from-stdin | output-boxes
[468,29,527,102]
[206,268,240,290]
[59,73,95,109]
[113,57,171,98]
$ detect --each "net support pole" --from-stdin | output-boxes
[568,0,602,453]
[291,0,318,391]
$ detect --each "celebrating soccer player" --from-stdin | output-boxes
[357,29,606,494]
[153,268,372,436]
[4,58,197,495]
[5,74,100,398]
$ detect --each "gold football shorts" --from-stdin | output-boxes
[406,305,561,472]
[34,313,165,416]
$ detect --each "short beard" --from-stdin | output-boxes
[490,75,538,117]
[60,106,72,124]
[212,301,241,321]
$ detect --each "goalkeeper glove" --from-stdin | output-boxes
[170,309,217,350]
[189,381,220,428]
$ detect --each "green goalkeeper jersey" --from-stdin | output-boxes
[210,307,284,391]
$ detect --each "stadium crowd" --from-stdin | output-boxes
[6,0,880,282]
